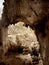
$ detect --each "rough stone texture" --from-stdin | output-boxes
[0,20,2,46]
[0,29,1,45]
[1,0,49,65]
[1,22,43,65]
[2,0,49,26]
[33,20,49,65]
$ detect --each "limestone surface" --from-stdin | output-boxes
[2,22,43,65]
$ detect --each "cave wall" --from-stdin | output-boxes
[2,0,49,26]
[34,20,49,65]
[1,0,49,65]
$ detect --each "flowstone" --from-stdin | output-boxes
[2,22,43,65]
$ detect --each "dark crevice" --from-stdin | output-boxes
[30,6,38,17]
[0,62,6,65]
[32,49,39,56]
[8,46,23,54]
[17,46,23,54]
[33,15,48,37]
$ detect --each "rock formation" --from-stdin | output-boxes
[2,22,43,65]
[0,0,49,65]
[2,0,49,26]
